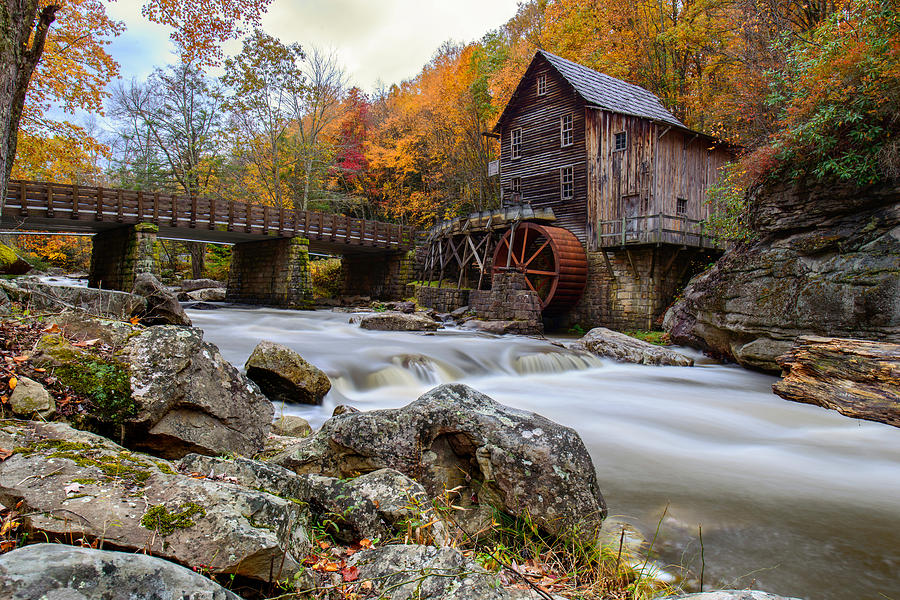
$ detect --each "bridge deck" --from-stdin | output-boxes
[2,180,416,253]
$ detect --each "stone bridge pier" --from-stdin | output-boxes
[226,237,313,308]
[89,224,160,291]
[341,251,414,301]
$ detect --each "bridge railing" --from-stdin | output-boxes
[5,179,417,249]
[598,213,725,250]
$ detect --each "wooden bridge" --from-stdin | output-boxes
[2,179,416,253]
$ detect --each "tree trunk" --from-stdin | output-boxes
[302,156,312,211]
[0,1,59,221]
[188,242,206,279]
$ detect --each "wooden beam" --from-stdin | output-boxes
[601,250,616,280]
[624,248,639,278]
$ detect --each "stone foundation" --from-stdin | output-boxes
[226,237,313,308]
[559,247,711,331]
[415,286,470,313]
[89,224,160,291]
[470,271,542,323]
[342,251,414,300]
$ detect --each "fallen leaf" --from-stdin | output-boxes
[41,323,60,334]
[323,561,340,572]
[0,540,17,552]
[360,581,374,592]
[359,538,373,549]
[34,368,45,373]
[0,520,18,536]
[341,565,359,582]
[72,339,100,347]
[317,540,331,550]
[12,356,28,363]
[7,377,16,391]
[64,483,83,496]
[0,449,12,461]
[130,316,141,325]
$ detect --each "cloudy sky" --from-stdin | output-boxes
[105,0,520,91]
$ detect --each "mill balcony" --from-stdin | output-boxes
[598,213,725,250]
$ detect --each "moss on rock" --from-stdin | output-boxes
[140,502,206,536]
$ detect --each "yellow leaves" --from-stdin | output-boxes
[7,377,16,392]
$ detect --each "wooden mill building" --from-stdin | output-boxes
[422,51,736,330]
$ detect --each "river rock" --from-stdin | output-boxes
[245,341,331,405]
[122,325,274,458]
[664,181,900,372]
[358,311,440,331]
[348,545,511,600]
[0,244,31,275]
[132,273,192,326]
[0,543,242,600]
[178,278,224,292]
[572,327,693,366]
[272,415,313,437]
[667,592,801,600]
[52,310,137,348]
[772,336,900,427]
[8,376,55,418]
[0,421,309,583]
[186,287,226,302]
[270,383,606,537]
[462,319,543,335]
[0,278,145,320]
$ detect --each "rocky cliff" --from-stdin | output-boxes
[664,181,900,372]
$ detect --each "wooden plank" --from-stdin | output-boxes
[262,205,269,235]
[116,189,124,222]
[209,197,217,230]
[47,185,54,218]
[137,190,144,221]
[18,181,27,217]
[245,202,253,233]
[228,201,235,231]
[71,183,80,219]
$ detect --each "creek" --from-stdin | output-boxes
[188,305,900,600]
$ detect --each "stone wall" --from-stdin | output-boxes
[559,247,704,331]
[470,271,542,323]
[89,224,160,291]
[342,251,414,300]
[415,286,470,313]
[226,237,313,308]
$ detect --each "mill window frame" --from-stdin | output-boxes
[511,128,522,160]
[614,131,627,152]
[560,113,574,147]
[676,197,688,215]
[537,74,547,96]
[560,166,574,201]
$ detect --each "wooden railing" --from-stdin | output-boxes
[598,213,724,250]
[4,179,417,249]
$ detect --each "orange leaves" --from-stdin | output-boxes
[7,377,16,391]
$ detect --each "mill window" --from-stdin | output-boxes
[560,113,573,147]
[614,131,627,152]
[561,167,574,200]
[511,128,522,159]
[511,177,522,200]
[676,197,688,215]
[537,74,547,95]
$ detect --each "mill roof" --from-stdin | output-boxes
[493,50,687,132]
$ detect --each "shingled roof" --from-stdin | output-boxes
[494,50,686,131]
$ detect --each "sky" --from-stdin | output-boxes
[104,0,521,91]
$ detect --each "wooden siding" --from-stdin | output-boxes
[499,55,589,244]
[588,109,734,250]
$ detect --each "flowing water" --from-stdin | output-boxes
[188,305,900,600]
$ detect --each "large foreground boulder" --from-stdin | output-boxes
[122,325,274,458]
[0,544,241,600]
[245,340,331,405]
[773,336,900,427]
[0,244,31,275]
[132,272,192,326]
[572,327,693,366]
[664,181,900,372]
[358,311,440,331]
[270,383,606,537]
[0,421,309,583]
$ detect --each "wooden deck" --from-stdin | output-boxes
[598,213,724,250]
[2,179,416,252]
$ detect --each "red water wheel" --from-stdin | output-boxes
[492,222,587,314]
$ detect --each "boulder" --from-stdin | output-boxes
[131,273,192,326]
[666,592,801,600]
[52,310,137,348]
[665,181,900,372]
[122,325,274,458]
[0,244,31,275]
[8,376,54,418]
[462,319,543,336]
[0,421,309,583]
[272,415,313,437]
[0,279,145,320]
[773,336,900,427]
[572,327,693,366]
[450,305,471,318]
[358,311,440,332]
[244,341,331,405]
[380,300,416,313]
[0,543,242,600]
[186,287,226,302]
[270,383,606,537]
[348,545,511,600]
[178,278,224,292]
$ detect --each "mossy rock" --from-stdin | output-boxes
[0,244,32,275]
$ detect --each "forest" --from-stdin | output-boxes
[7,0,899,272]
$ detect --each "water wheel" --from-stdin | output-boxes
[492,222,587,314]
